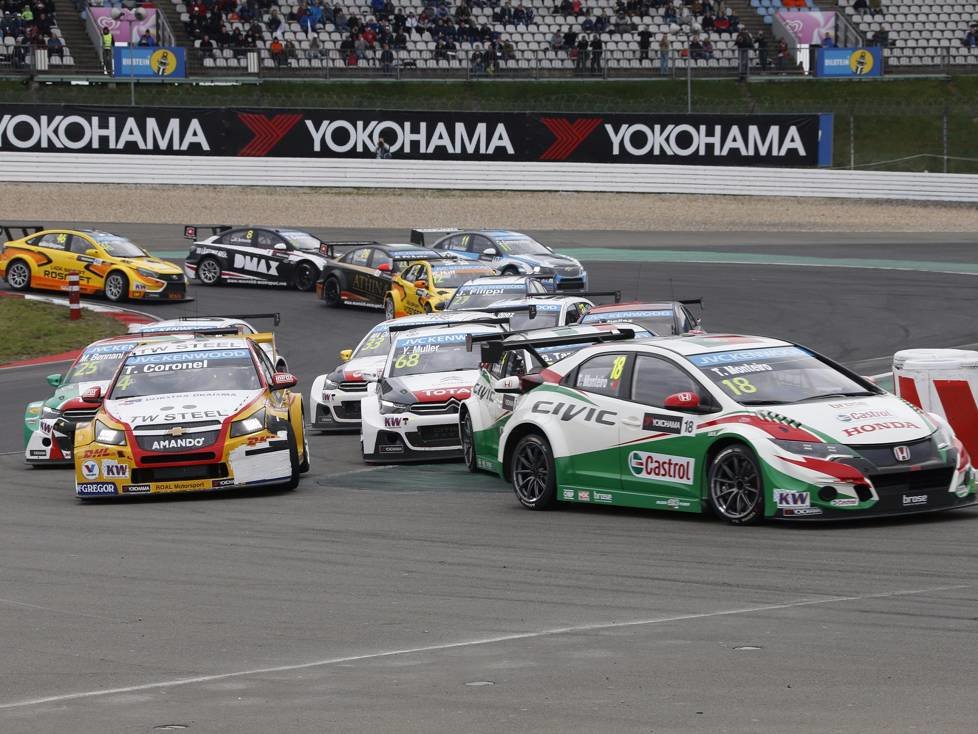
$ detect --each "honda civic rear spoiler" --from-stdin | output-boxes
[466,326,636,364]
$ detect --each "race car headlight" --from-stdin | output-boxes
[94,420,126,445]
[230,408,266,438]
[770,439,856,460]
[531,265,555,275]
[41,405,62,419]
[380,399,411,414]
[135,267,162,280]
[322,377,339,390]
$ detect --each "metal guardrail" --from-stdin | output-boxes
[0,152,975,202]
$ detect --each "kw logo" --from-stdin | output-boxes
[234,254,279,276]
[237,113,303,157]
[538,117,603,161]
[384,416,407,428]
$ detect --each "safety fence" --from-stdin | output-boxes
[0,152,975,201]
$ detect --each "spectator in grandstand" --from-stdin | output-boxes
[550,28,564,52]
[963,28,977,48]
[45,33,62,58]
[593,10,608,32]
[852,0,869,14]
[637,25,651,61]
[871,26,889,47]
[380,42,394,72]
[590,33,602,71]
[563,28,577,50]
[269,36,285,64]
[575,33,588,71]
[267,7,283,33]
[14,34,29,69]
[735,27,752,80]
[659,33,669,74]
[868,0,882,16]
[821,31,835,49]
[702,35,714,60]
[774,36,789,72]
[199,34,214,54]
[756,31,768,71]
[689,33,703,60]
[662,4,676,24]
[713,12,729,33]
[285,39,298,62]
[137,29,155,47]
[614,10,630,33]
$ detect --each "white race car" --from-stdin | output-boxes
[443,274,551,311]
[129,314,288,372]
[360,319,507,463]
[309,311,497,431]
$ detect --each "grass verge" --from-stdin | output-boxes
[0,297,127,363]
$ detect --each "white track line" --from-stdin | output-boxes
[0,582,969,712]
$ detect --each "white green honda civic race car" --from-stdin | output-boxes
[460,333,976,524]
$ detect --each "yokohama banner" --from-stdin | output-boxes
[0,104,833,166]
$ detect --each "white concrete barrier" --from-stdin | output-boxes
[1,152,976,201]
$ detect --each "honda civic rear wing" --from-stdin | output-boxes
[466,326,636,364]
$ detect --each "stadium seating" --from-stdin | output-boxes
[837,0,978,67]
[175,0,765,73]
[1,0,75,69]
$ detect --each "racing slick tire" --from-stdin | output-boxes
[5,259,31,291]
[196,256,223,286]
[460,411,477,473]
[384,295,396,320]
[322,277,343,307]
[510,433,558,510]
[282,425,301,490]
[707,444,765,526]
[104,271,129,303]
[293,262,318,292]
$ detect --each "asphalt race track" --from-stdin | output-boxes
[1,224,977,733]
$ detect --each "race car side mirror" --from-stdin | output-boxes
[273,243,288,252]
[414,279,427,289]
[492,375,522,394]
[270,372,298,391]
[481,247,497,259]
[81,386,103,404]
[85,248,99,257]
[664,392,700,410]
[339,349,353,362]
[376,262,392,273]
[46,373,62,387]
[360,369,380,383]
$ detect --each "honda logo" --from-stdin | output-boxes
[893,445,911,462]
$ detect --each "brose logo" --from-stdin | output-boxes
[628,451,695,485]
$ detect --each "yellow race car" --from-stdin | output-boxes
[67,334,309,498]
[385,259,497,320]
[0,227,187,302]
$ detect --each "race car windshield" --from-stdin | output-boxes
[90,233,148,258]
[431,267,496,288]
[353,328,392,358]
[581,309,672,336]
[495,238,550,255]
[688,346,874,405]
[448,283,527,310]
[280,231,322,251]
[388,333,482,377]
[110,349,261,399]
[63,342,139,385]
[497,304,561,331]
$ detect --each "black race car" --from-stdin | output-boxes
[316,242,454,308]
[183,225,335,292]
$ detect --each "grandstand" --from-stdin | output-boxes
[837,0,978,68]
[0,0,76,70]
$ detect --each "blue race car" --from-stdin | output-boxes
[419,229,588,292]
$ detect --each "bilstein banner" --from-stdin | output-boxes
[0,105,833,166]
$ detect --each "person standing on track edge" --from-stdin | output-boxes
[375,135,392,159]
[101,26,114,75]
